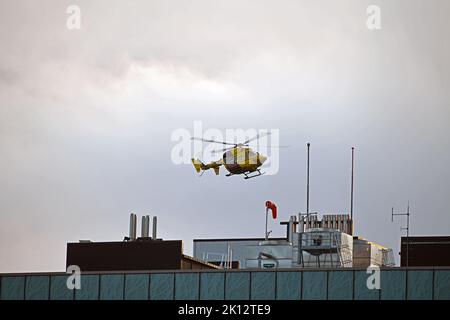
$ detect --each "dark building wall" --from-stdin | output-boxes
[66,240,183,271]
[401,236,450,267]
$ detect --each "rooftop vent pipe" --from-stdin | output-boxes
[129,213,137,241]
[141,215,150,238]
[287,215,297,243]
[152,216,157,239]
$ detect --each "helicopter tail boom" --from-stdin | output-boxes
[191,158,222,176]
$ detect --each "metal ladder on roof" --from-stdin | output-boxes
[382,248,396,267]
[334,233,353,267]
[202,252,226,268]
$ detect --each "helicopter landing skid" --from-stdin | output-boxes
[244,170,265,179]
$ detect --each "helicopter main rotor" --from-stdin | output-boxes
[191,132,272,148]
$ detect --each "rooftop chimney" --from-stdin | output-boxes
[129,213,137,241]
[152,216,157,239]
[141,215,150,238]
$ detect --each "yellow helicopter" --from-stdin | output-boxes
[190,133,283,179]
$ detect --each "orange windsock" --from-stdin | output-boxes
[265,201,277,219]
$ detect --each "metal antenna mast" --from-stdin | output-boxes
[391,202,411,267]
[306,143,310,219]
[350,147,355,235]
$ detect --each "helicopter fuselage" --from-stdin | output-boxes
[222,147,267,174]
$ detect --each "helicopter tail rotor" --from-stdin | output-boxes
[191,158,204,173]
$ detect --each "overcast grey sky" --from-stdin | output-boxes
[1,0,449,272]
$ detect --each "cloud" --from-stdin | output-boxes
[0,0,450,272]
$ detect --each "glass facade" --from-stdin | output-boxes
[0,269,449,300]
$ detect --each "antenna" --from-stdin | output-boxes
[391,202,411,267]
[306,143,310,219]
[350,147,355,234]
